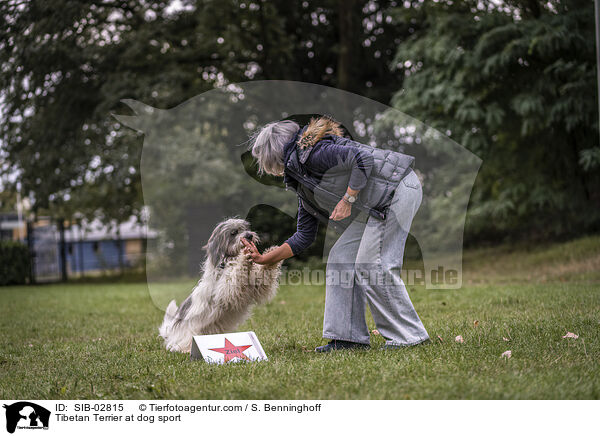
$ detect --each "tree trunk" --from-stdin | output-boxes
[337,0,359,91]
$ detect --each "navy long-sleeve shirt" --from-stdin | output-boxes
[285,199,319,255]
[284,135,374,255]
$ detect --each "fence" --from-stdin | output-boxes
[22,219,148,284]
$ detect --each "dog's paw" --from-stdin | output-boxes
[237,251,254,265]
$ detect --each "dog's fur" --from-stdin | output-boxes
[158,218,282,353]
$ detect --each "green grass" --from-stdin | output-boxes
[1,236,599,399]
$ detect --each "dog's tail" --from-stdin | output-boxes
[158,300,178,339]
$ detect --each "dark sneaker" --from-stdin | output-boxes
[315,340,370,353]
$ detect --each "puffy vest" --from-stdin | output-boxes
[283,129,415,231]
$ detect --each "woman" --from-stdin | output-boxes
[243,116,429,352]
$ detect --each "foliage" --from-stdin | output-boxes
[0,0,404,224]
[0,0,598,249]
[390,0,600,241]
[0,240,30,285]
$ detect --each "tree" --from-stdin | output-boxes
[389,0,599,241]
[0,0,408,228]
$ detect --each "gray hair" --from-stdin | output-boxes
[251,120,299,176]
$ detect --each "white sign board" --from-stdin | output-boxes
[190,331,268,364]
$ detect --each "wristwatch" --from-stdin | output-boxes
[343,193,357,204]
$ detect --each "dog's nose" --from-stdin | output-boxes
[242,232,254,241]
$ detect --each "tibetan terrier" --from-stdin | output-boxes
[158,218,282,353]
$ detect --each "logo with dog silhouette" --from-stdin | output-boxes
[3,402,50,434]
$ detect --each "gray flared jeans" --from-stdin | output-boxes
[323,169,429,346]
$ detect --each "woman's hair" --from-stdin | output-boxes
[250,120,299,176]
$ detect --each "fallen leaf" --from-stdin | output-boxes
[562,332,579,339]
[455,335,464,343]
[371,329,380,336]
[502,337,510,342]
[501,350,512,359]
[436,335,444,343]
[473,320,480,328]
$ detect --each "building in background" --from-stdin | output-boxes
[64,216,157,276]
[0,212,26,241]
[0,212,157,281]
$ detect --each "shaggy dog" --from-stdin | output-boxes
[158,218,282,353]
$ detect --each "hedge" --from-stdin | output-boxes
[0,240,30,285]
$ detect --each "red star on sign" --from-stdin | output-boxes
[209,338,253,362]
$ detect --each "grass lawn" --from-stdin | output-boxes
[1,236,599,399]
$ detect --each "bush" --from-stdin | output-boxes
[0,240,30,285]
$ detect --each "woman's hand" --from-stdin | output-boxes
[241,238,266,264]
[242,240,294,266]
[329,199,352,221]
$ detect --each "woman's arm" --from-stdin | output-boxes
[285,201,319,254]
[321,137,374,191]
[329,186,360,221]
[242,200,319,265]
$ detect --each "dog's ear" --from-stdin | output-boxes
[203,240,217,268]
[204,226,227,268]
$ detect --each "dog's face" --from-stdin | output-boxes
[204,218,259,267]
